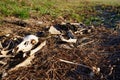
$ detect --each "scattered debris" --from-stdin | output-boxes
[75,28,92,35]
[59,59,93,70]
[61,22,83,26]
[58,58,101,77]
[59,44,72,49]
[0,55,13,58]
[67,30,76,39]
[49,26,61,34]
[60,35,77,43]
[78,40,94,47]
[0,22,119,80]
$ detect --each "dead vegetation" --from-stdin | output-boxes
[0,18,120,80]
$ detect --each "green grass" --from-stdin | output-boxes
[0,0,30,19]
[0,0,120,27]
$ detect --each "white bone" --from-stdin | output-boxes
[60,35,77,43]
[9,40,46,71]
[0,41,3,48]
[58,59,95,77]
[49,26,61,34]
[61,22,81,26]
[13,35,39,53]
[0,41,13,56]
[30,40,46,55]
[0,61,6,65]
[58,59,91,69]
[1,50,11,56]
[0,55,13,58]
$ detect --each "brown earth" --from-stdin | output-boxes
[0,17,120,80]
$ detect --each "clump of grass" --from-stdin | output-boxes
[0,0,30,19]
[13,7,30,19]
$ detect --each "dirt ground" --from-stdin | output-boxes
[0,17,120,80]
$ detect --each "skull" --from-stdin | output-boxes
[13,35,39,53]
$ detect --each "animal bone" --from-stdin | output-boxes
[0,41,3,48]
[13,35,39,53]
[1,50,11,56]
[0,41,13,56]
[60,35,77,43]
[58,59,91,69]
[61,22,82,26]
[0,55,13,58]
[9,40,46,72]
[77,40,94,47]
[30,40,46,56]
[0,61,7,65]
[67,30,75,39]
[58,59,95,77]
[49,26,61,34]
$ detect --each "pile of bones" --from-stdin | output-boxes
[0,22,114,79]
